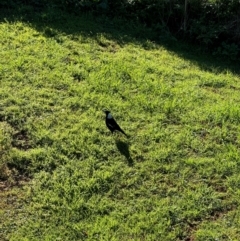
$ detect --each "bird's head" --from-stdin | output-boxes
[103,110,113,119]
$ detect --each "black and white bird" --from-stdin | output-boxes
[103,110,127,137]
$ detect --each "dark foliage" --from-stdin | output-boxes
[1,0,239,59]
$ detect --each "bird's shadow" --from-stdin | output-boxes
[115,140,134,166]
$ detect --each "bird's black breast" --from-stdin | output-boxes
[106,117,119,130]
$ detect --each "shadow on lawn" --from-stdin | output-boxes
[0,3,239,75]
[115,140,134,167]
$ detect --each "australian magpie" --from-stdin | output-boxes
[103,110,127,137]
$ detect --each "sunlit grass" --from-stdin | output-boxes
[1,7,240,241]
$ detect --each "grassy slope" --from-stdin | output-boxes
[1,6,240,241]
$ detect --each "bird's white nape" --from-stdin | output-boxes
[107,113,113,119]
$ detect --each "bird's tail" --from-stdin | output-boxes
[120,129,128,137]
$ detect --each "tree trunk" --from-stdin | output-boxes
[184,0,188,32]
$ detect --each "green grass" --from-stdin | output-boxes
[1,5,240,241]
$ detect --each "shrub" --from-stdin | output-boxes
[213,42,240,61]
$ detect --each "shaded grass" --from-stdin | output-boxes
[1,5,240,241]
[0,3,239,75]
[115,139,134,166]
